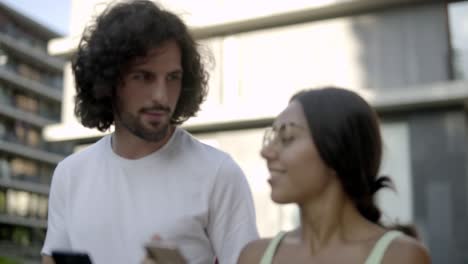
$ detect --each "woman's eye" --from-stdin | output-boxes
[280,135,294,145]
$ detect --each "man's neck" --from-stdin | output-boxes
[111,126,175,159]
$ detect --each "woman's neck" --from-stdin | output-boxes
[296,187,375,253]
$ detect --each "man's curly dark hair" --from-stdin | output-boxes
[72,0,209,131]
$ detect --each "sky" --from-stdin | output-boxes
[1,0,70,35]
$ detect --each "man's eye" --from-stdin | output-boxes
[131,73,144,80]
[168,73,182,81]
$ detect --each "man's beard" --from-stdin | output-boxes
[116,110,171,143]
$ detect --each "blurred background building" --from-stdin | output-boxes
[2,0,467,263]
[0,1,74,262]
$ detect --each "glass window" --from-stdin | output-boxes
[2,118,14,142]
[12,226,30,247]
[0,224,13,242]
[39,100,61,121]
[378,121,413,224]
[0,189,6,214]
[448,1,468,80]
[0,48,7,66]
[10,158,39,181]
[0,121,6,139]
[2,52,60,88]
[39,164,53,185]
[0,82,13,106]
[0,157,10,179]
[13,121,43,148]
[37,196,48,220]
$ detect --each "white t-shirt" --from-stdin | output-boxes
[42,128,258,264]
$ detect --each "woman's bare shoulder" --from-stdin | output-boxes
[382,235,431,264]
[237,238,272,264]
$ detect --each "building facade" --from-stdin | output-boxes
[45,0,468,263]
[0,2,71,262]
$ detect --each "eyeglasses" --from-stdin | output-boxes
[262,123,305,148]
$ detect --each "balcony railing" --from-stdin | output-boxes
[0,68,62,102]
[0,178,49,195]
[0,214,47,229]
[0,138,66,165]
[1,63,62,91]
[0,33,64,73]
[0,103,58,127]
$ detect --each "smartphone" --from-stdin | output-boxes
[145,240,186,264]
[51,250,93,264]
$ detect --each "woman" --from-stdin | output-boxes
[238,87,430,264]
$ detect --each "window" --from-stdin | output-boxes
[0,189,5,214]
[0,157,10,179]
[39,100,61,121]
[0,48,7,66]
[0,82,13,106]
[10,158,39,182]
[13,121,42,147]
[0,121,6,139]
[2,52,61,89]
[448,1,468,80]
[4,189,48,220]
[39,164,53,185]
[378,121,413,224]
[14,93,39,114]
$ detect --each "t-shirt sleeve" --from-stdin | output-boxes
[207,156,259,264]
[41,162,72,255]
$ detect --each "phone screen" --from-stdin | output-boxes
[51,251,93,264]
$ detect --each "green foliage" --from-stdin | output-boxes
[0,256,21,264]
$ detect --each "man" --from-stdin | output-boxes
[41,1,258,263]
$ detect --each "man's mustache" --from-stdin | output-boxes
[140,105,171,113]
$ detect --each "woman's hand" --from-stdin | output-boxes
[141,235,162,264]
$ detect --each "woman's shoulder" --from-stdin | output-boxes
[382,234,431,264]
[237,238,272,264]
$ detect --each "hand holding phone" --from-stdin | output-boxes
[145,240,186,264]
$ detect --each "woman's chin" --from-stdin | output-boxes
[270,192,294,204]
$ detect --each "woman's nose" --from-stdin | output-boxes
[260,144,278,161]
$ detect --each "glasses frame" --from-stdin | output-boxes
[262,122,306,149]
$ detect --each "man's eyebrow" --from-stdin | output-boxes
[168,69,184,75]
[129,68,151,73]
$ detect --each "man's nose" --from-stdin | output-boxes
[150,80,168,104]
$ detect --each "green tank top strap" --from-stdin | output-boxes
[364,230,402,264]
[259,231,287,264]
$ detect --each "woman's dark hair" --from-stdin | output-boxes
[291,87,393,224]
[72,0,208,131]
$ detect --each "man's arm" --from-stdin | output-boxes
[41,162,72,256]
[42,255,55,264]
[207,156,259,264]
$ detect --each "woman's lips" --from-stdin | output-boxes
[267,169,286,185]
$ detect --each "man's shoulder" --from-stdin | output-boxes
[178,129,231,160]
[59,136,108,168]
